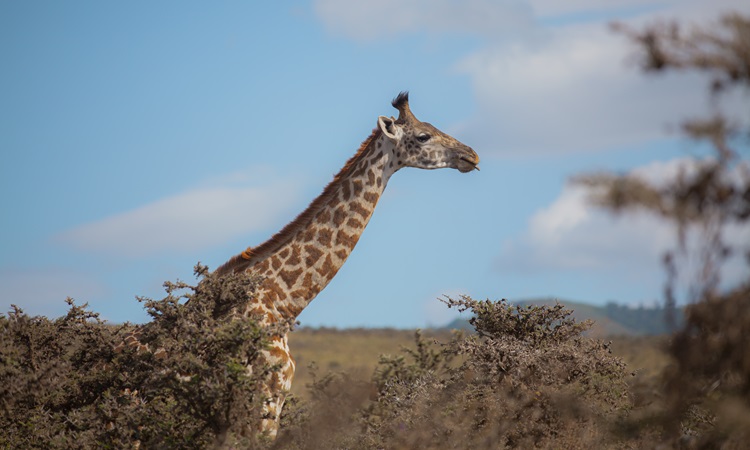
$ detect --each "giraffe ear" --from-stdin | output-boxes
[378,115,399,141]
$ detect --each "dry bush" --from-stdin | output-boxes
[0,267,637,450]
[278,297,632,449]
[0,264,281,449]
[662,283,750,448]
[578,12,750,448]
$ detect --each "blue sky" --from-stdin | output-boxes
[2,0,748,328]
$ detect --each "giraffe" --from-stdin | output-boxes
[214,92,479,438]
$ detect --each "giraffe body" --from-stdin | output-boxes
[214,92,479,437]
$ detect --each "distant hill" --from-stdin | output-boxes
[443,298,683,337]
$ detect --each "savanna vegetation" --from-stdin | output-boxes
[2,12,748,449]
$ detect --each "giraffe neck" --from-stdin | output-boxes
[217,129,398,323]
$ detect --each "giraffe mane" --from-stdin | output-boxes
[215,126,383,276]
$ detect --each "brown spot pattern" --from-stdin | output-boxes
[363,192,379,205]
[288,245,301,265]
[316,254,335,279]
[317,228,332,246]
[308,285,322,298]
[317,208,331,224]
[276,304,292,317]
[269,344,287,360]
[304,244,324,265]
[256,260,270,273]
[261,279,284,308]
[352,162,367,178]
[279,268,302,288]
[302,227,316,243]
[335,230,357,249]
[352,180,364,196]
[333,206,346,227]
[277,303,302,319]
[347,218,363,228]
[287,304,303,317]
[289,288,309,300]
[349,201,369,218]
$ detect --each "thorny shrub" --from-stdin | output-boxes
[277,297,631,449]
[0,264,285,449]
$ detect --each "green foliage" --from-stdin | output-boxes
[0,264,280,449]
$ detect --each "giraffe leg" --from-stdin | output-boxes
[259,334,296,438]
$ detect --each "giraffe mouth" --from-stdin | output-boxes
[458,155,480,173]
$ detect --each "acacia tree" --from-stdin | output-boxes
[576,13,750,446]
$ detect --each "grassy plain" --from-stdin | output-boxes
[287,327,670,400]
[288,327,455,399]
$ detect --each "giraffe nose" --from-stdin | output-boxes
[458,146,480,172]
[468,147,480,166]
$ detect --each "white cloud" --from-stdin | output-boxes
[57,174,300,257]
[528,0,669,18]
[498,183,672,273]
[456,21,717,155]
[468,0,750,155]
[315,0,749,156]
[496,158,750,299]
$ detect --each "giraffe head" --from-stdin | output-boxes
[378,92,479,173]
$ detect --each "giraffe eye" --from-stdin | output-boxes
[416,133,430,143]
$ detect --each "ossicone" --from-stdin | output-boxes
[391,91,416,124]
